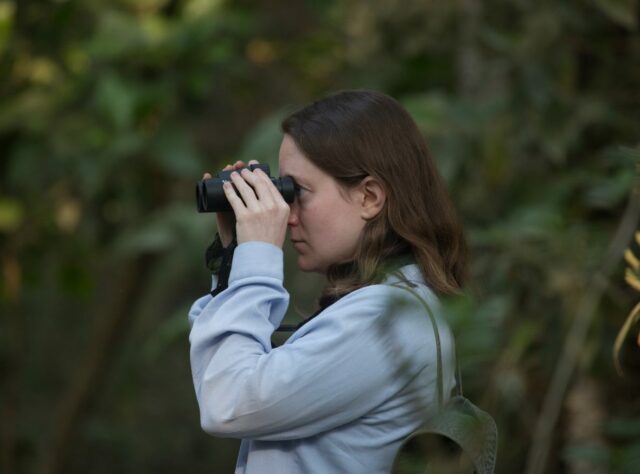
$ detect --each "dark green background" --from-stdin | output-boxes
[1,0,639,473]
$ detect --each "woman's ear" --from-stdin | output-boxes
[358,176,386,220]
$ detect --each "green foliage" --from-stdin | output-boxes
[1,0,638,473]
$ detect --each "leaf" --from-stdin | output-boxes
[94,74,138,129]
[238,110,287,170]
[110,204,206,257]
[0,199,23,232]
[88,9,147,60]
[625,269,640,292]
[111,210,181,257]
[613,301,640,375]
[0,2,14,57]
[625,249,640,271]
[584,170,635,209]
[150,127,203,177]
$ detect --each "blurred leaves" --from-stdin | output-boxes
[0,198,23,232]
[111,203,207,257]
[238,110,288,168]
[0,0,639,473]
[591,0,638,29]
[142,304,190,361]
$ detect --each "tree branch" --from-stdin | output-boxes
[37,254,154,474]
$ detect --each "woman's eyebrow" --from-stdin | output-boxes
[282,172,307,185]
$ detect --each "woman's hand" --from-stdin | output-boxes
[203,160,246,248]
[222,160,290,248]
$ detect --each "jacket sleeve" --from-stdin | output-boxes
[188,241,444,441]
[188,274,219,328]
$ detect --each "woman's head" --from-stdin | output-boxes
[278,134,386,274]
[280,89,468,296]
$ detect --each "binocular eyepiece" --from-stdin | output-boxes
[195,163,298,213]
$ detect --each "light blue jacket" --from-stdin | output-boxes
[188,241,456,473]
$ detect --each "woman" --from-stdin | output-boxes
[188,90,468,473]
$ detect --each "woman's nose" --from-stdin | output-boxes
[287,201,299,226]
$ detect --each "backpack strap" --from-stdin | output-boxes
[388,275,445,410]
[388,273,498,474]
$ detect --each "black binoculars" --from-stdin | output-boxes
[195,163,298,213]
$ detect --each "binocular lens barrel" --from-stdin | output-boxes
[195,163,298,213]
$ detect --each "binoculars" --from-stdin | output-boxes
[195,163,298,213]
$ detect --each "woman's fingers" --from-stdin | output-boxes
[229,171,260,208]
[216,159,254,176]
[222,160,285,212]
[239,168,274,206]
[254,166,285,204]
[243,167,284,207]
[222,180,247,216]
[221,160,289,247]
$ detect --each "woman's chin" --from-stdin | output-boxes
[296,256,313,272]
[296,256,323,274]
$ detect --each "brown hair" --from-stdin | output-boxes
[281,90,468,300]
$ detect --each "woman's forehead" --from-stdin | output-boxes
[279,136,304,164]
[279,158,314,187]
[279,141,315,178]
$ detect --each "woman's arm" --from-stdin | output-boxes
[188,241,442,441]
[188,274,218,327]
